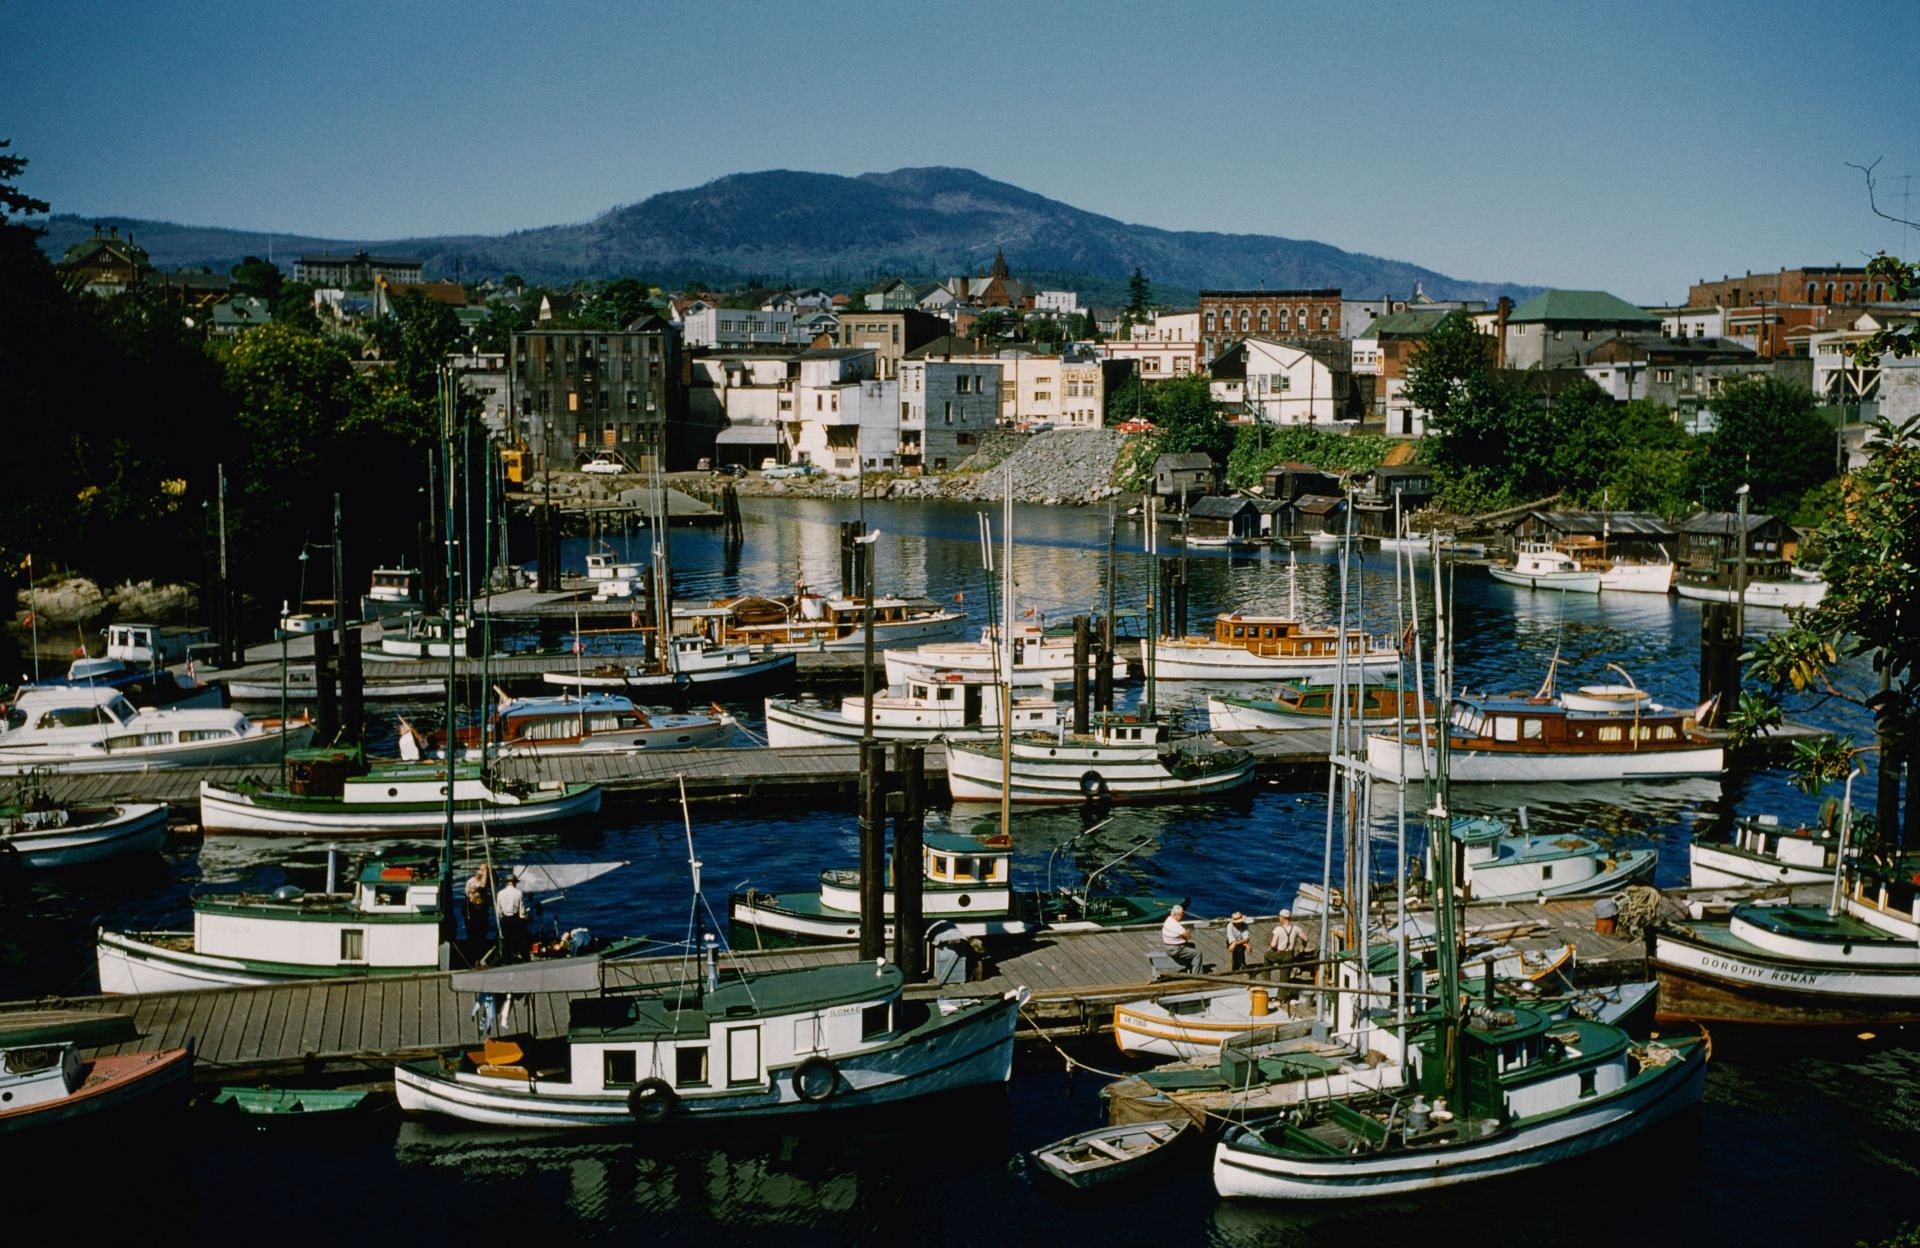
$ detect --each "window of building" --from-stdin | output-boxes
[943,401,953,424]
[1204,312,1216,332]
[1259,308,1270,331]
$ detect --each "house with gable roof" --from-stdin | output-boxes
[1500,290,1659,370]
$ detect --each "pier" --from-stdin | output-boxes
[1,891,1705,1086]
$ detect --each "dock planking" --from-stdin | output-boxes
[4,894,1666,1085]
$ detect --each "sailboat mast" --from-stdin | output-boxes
[438,365,459,934]
[1001,468,1014,828]
[1427,541,1464,1108]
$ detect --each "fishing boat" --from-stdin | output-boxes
[0,1011,191,1133]
[359,564,423,623]
[197,747,601,836]
[393,949,1025,1127]
[707,588,965,652]
[1,785,168,869]
[208,1085,374,1126]
[946,714,1255,805]
[1555,536,1675,594]
[1439,815,1655,903]
[96,853,626,992]
[0,686,312,775]
[1144,614,1398,682]
[1030,1119,1195,1189]
[1687,813,1843,888]
[728,830,1177,949]
[1675,558,1827,609]
[883,631,1127,688]
[378,613,469,659]
[1207,683,1430,732]
[764,673,1061,747]
[541,635,794,692]
[1485,542,1601,593]
[224,669,447,703]
[1212,549,1708,1201]
[416,692,736,758]
[1365,691,1722,783]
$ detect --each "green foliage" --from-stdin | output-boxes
[1145,374,1233,461]
[1226,425,1393,490]
[270,280,319,334]
[367,291,462,415]
[1724,689,1786,749]
[1126,268,1151,315]
[1113,435,1160,491]
[1695,376,1835,513]
[1850,255,1917,364]
[474,298,533,355]
[0,138,50,245]
[1024,314,1065,345]
[229,256,283,300]
[972,309,1016,342]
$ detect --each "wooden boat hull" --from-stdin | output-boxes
[1143,640,1398,683]
[2,802,169,868]
[1365,734,1723,783]
[95,928,439,993]
[946,741,1254,804]
[1596,562,1675,594]
[1212,1038,1706,1199]
[1652,928,1920,1026]
[196,780,601,835]
[392,992,1019,1128]
[1675,579,1826,609]
[1486,567,1601,593]
[0,1047,192,1133]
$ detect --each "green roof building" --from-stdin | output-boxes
[1504,289,1660,370]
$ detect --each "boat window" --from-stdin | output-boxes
[861,1002,891,1040]
[1579,1068,1597,1098]
[910,684,928,699]
[1232,626,1246,639]
[675,1046,709,1087]
[937,686,956,702]
[1522,720,1543,740]
[1635,725,1653,740]
[1656,725,1676,740]
[40,705,112,729]
[374,884,409,906]
[1597,725,1624,742]
[953,857,979,880]
[931,853,950,877]
[1541,865,1554,880]
[105,695,137,724]
[603,1050,637,1087]
[107,732,173,748]
[340,929,365,961]
[179,729,234,742]
[1493,717,1519,742]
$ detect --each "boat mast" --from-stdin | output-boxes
[1001,466,1014,825]
[1143,494,1157,724]
[1427,538,1465,1111]
[438,365,459,939]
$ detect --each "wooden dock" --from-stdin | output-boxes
[0,894,1676,1086]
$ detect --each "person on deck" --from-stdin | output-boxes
[1225,911,1253,971]
[1264,909,1314,991]
[1161,904,1200,973]
[464,864,492,946]
[496,871,531,962]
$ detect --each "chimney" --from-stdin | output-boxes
[109,225,118,239]
[1494,297,1512,370]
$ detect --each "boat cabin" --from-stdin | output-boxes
[1447,695,1699,751]
[923,833,1011,888]
[104,623,208,667]
[1450,816,1611,897]
[1207,615,1378,658]
[1269,683,1427,719]
[1090,713,1170,747]
[1413,1006,1629,1124]
[191,858,442,968]
[366,567,420,603]
[1,686,247,749]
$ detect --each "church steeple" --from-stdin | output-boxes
[989,247,1010,279]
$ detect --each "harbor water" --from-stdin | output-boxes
[4,497,1913,1244]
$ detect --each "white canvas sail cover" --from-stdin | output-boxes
[507,861,627,895]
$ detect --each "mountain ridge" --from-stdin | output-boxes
[37,166,1538,301]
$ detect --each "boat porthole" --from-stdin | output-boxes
[1843,943,1853,954]
[387,788,398,797]
[439,785,448,796]
[1049,749,1057,756]
[958,894,971,907]
[677,736,689,743]
[634,740,646,748]
[2,1092,10,1102]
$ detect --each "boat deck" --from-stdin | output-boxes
[2,893,1713,1085]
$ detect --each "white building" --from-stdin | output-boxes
[1210,338,1353,426]
[785,349,900,476]
[1034,290,1083,316]
[1100,311,1203,381]
[447,352,510,438]
[1660,307,1725,340]
[683,306,811,349]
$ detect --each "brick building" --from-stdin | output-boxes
[1688,266,1895,310]
[1199,289,1342,361]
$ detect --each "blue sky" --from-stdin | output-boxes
[4,0,1916,302]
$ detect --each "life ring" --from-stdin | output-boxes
[1079,770,1110,802]
[671,672,693,695]
[791,1055,838,1103]
[628,1077,677,1124]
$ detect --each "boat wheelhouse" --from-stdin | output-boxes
[1144,614,1398,682]
[1687,814,1842,888]
[1365,692,1722,784]
[1446,816,1657,902]
[946,714,1255,804]
[764,673,1060,747]
[378,614,470,659]
[883,630,1128,688]
[728,831,1177,948]
[360,565,423,622]
[1485,542,1601,593]
[392,956,1023,1128]
[0,687,312,775]
[428,693,735,758]
[198,747,602,835]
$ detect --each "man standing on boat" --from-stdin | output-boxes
[1161,904,1201,973]
[464,864,492,947]
[496,871,531,962]
[1264,909,1313,991]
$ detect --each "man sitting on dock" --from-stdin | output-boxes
[1161,904,1201,973]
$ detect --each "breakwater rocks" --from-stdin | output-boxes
[719,429,1139,507]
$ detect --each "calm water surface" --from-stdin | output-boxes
[4,498,1912,1244]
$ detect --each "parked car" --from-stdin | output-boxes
[1116,419,1157,434]
[763,463,822,479]
[581,457,626,475]
[711,463,749,478]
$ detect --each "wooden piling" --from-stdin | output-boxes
[1072,614,1090,734]
[312,629,337,744]
[858,740,888,963]
[891,743,926,978]
[339,628,364,745]
[1698,601,1739,722]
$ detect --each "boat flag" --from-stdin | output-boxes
[572,635,584,656]
[630,609,641,629]
[954,591,964,604]
[186,657,196,682]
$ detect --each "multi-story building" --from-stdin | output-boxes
[898,360,1000,473]
[1579,335,1809,431]
[1809,312,1919,404]
[784,348,902,476]
[294,250,424,288]
[832,308,948,380]
[682,305,811,349]
[1350,309,1455,435]
[695,350,800,468]
[1499,290,1660,371]
[1199,289,1342,362]
[448,351,511,439]
[510,317,688,471]
[1209,338,1358,426]
[1100,310,1203,381]
[1688,265,1896,310]
[57,226,151,296]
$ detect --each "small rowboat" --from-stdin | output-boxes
[1030,1117,1195,1189]
[209,1085,373,1126]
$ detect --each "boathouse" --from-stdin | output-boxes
[1152,452,1217,502]
[1186,496,1260,542]
[1675,511,1798,568]
[1508,510,1676,562]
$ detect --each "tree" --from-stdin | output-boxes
[1148,374,1233,461]
[1126,268,1151,316]
[270,280,320,333]
[1024,314,1064,345]
[230,256,284,300]
[1694,376,1834,513]
[0,138,50,259]
[474,298,533,356]
[971,309,1016,342]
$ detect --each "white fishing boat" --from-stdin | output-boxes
[1206,684,1430,732]
[418,692,736,758]
[1444,815,1657,902]
[197,749,601,836]
[1306,530,1341,547]
[764,673,1060,747]
[946,714,1255,804]
[1687,814,1843,888]
[1,793,169,869]
[1145,614,1398,682]
[96,854,625,992]
[224,669,447,702]
[883,632,1126,688]
[0,1012,190,1133]
[1675,559,1827,609]
[729,830,1177,948]
[1365,691,1722,784]
[0,687,312,775]
[1485,542,1601,593]
[359,565,423,623]
[379,614,469,659]
[707,589,965,652]
[541,636,795,692]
